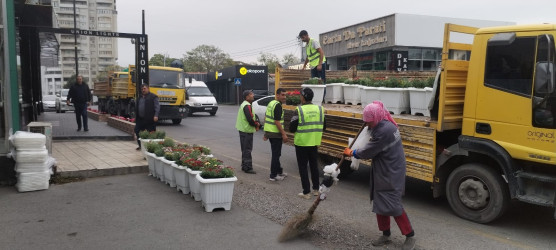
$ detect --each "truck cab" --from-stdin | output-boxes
[185,80,218,116]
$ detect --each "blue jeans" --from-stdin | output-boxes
[310,62,326,83]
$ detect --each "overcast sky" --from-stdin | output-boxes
[116,0,556,67]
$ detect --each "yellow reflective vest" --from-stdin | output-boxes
[236,101,255,133]
[306,38,326,68]
[263,100,284,133]
[294,104,324,146]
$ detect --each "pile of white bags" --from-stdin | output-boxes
[9,131,56,192]
[348,126,371,170]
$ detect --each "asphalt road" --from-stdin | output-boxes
[159,105,556,249]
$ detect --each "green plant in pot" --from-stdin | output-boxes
[327,77,348,84]
[146,142,161,154]
[200,165,235,179]
[162,137,175,147]
[154,147,165,157]
[139,130,151,139]
[302,77,322,85]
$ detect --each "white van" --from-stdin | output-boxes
[185,80,218,116]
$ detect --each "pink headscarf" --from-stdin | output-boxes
[363,101,398,127]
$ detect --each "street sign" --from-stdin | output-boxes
[234,78,241,86]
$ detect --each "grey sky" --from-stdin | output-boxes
[116,0,556,67]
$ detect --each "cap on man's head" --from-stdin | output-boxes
[298,30,308,38]
[243,90,253,99]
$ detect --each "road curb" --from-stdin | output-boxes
[58,165,148,178]
[53,135,134,141]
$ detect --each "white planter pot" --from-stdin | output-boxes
[343,84,362,105]
[186,168,202,201]
[139,139,163,158]
[145,152,156,177]
[361,86,382,108]
[161,158,176,187]
[196,174,238,212]
[154,156,165,182]
[408,87,434,116]
[173,163,189,194]
[300,84,326,106]
[325,83,345,104]
[378,88,410,115]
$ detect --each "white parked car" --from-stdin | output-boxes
[251,95,275,126]
[55,89,74,113]
[42,95,57,111]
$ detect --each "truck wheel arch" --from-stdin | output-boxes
[434,136,519,199]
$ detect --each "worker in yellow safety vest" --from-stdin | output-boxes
[289,88,326,199]
[236,90,260,174]
[263,88,289,181]
[299,30,326,84]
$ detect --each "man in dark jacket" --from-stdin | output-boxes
[67,75,92,131]
[135,84,160,150]
[343,101,416,250]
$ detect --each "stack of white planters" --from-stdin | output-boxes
[10,131,55,192]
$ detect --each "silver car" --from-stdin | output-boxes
[42,95,57,111]
[55,89,74,113]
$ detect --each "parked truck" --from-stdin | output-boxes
[276,23,556,223]
[94,66,188,124]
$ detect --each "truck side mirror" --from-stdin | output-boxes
[189,76,192,83]
[535,62,555,94]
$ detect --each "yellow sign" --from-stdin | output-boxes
[215,71,219,80]
[239,67,247,75]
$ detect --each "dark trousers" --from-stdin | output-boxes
[295,145,320,194]
[74,103,88,130]
[376,210,413,236]
[311,62,327,103]
[135,117,156,147]
[269,138,283,178]
[239,131,254,171]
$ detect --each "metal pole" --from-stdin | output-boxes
[73,0,79,78]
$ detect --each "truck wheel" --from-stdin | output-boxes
[446,163,510,223]
[172,119,182,125]
[107,99,117,115]
[127,101,136,119]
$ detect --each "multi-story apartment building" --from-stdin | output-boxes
[40,66,63,95]
[50,0,118,87]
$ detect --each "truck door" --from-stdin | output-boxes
[473,32,556,165]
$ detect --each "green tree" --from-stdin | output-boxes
[149,53,179,67]
[182,45,234,72]
[257,52,280,73]
[281,53,300,66]
[63,74,88,89]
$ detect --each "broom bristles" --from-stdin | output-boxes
[277,212,313,242]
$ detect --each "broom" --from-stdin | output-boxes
[278,122,366,242]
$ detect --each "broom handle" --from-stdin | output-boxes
[336,122,366,171]
[308,196,322,215]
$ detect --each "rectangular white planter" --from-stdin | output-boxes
[300,84,326,106]
[173,163,189,194]
[154,156,165,182]
[378,88,410,115]
[145,152,156,177]
[325,83,345,104]
[408,87,433,116]
[186,167,202,201]
[343,84,362,105]
[161,158,176,187]
[196,174,238,212]
[139,139,163,158]
[361,86,382,108]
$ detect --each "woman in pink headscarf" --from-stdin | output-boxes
[343,101,416,250]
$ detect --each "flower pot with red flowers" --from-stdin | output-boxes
[285,90,302,106]
[183,151,206,201]
[196,165,237,212]
[159,138,176,186]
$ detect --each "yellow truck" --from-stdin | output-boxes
[276,23,556,223]
[94,66,188,124]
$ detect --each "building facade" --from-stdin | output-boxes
[320,13,514,71]
[41,66,63,95]
[51,0,118,86]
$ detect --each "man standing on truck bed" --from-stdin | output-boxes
[135,84,160,150]
[343,101,416,250]
[263,88,288,181]
[66,75,92,132]
[299,30,326,84]
[236,90,260,174]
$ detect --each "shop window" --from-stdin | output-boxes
[422,49,438,60]
[423,61,439,71]
[338,57,348,70]
[484,36,535,96]
[408,48,422,60]
[408,60,421,71]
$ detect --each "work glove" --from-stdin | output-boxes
[343,148,353,157]
[322,163,341,186]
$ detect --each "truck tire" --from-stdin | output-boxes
[107,99,117,115]
[446,163,510,223]
[172,119,182,125]
[127,101,136,119]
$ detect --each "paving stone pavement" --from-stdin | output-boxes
[35,111,146,178]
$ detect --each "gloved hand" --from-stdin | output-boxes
[323,163,341,186]
[343,148,353,156]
